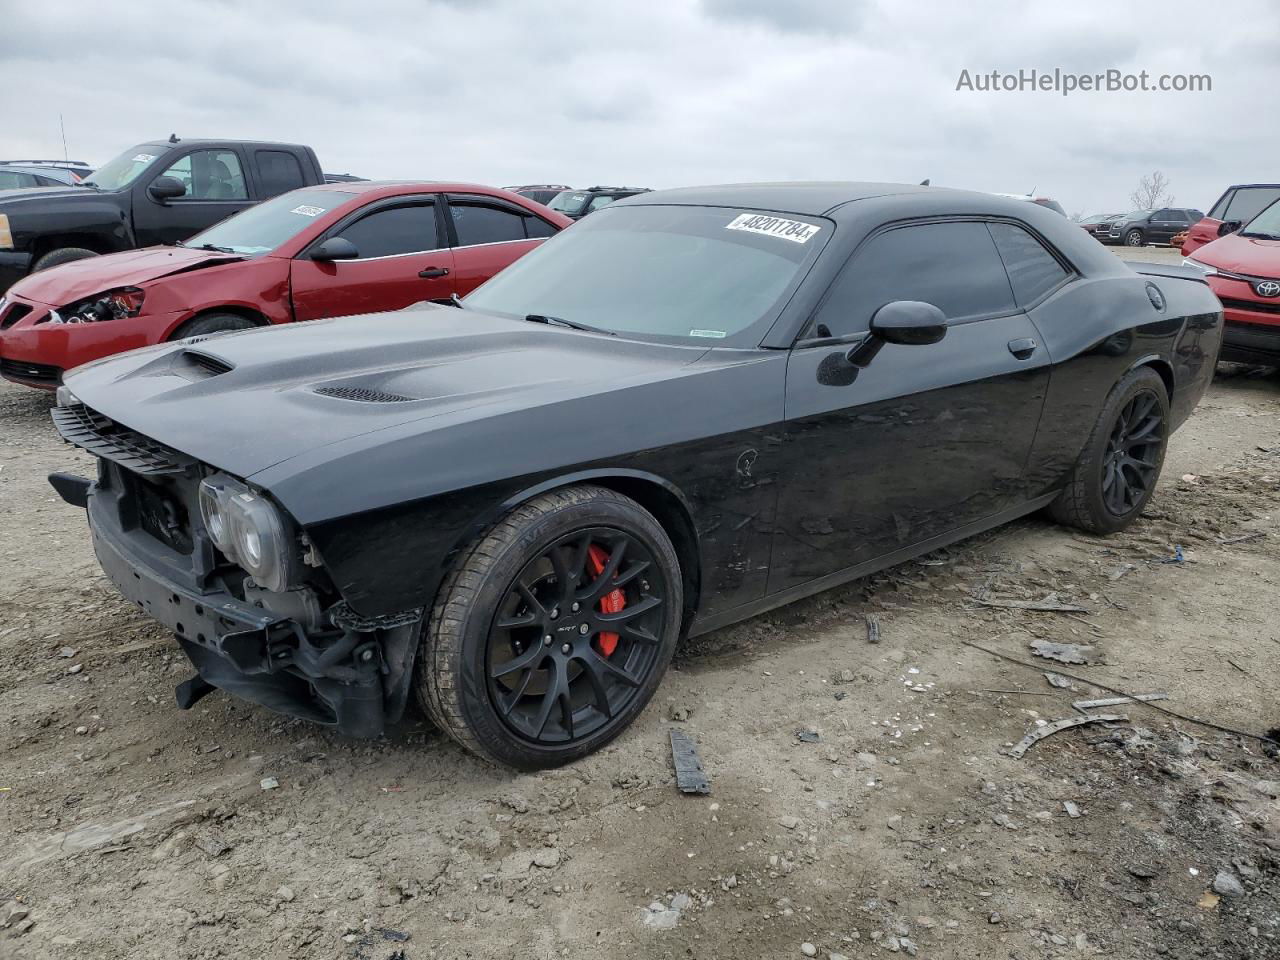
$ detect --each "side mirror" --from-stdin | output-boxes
[310,237,359,262]
[1218,219,1243,237]
[869,300,948,345]
[147,176,186,203]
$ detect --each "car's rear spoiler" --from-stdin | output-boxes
[1123,261,1209,284]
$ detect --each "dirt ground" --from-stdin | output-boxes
[2,247,1279,960]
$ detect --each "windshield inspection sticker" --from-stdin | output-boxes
[726,213,821,244]
[131,154,157,163]
[290,204,325,217]
[689,329,727,338]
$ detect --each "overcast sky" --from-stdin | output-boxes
[4,0,1277,215]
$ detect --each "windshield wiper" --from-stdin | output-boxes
[523,313,615,336]
[195,243,236,253]
[1240,231,1280,241]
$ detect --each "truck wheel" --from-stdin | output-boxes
[416,484,682,770]
[1124,229,1145,247]
[32,247,98,272]
[169,312,258,340]
[1049,367,1169,535]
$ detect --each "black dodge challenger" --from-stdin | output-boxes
[49,182,1222,769]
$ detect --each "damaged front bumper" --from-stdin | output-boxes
[56,469,421,738]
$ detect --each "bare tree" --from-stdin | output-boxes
[1129,171,1175,210]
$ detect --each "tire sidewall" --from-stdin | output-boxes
[33,247,98,272]
[1077,368,1169,533]
[438,491,682,769]
[170,312,257,340]
[1125,229,1144,247]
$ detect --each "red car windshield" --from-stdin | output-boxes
[1240,200,1280,241]
[183,189,353,255]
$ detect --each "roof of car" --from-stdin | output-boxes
[305,180,524,197]
[621,181,979,217]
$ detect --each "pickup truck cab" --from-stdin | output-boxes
[0,138,323,292]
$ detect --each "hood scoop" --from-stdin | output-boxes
[314,385,416,403]
[179,350,235,379]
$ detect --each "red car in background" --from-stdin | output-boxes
[1184,197,1280,364]
[1181,183,1280,256]
[0,182,571,388]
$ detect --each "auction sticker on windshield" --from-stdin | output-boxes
[290,205,325,217]
[726,213,821,244]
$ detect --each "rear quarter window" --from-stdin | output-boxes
[255,150,307,198]
[988,222,1071,306]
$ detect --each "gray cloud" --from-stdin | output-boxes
[3,0,1276,216]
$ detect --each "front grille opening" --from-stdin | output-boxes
[51,403,194,475]
[0,302,33,329]
[1,356,61,383]
[1221,297,1280,317]
[314,385,415,403]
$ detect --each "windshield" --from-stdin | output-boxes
[548,190,590,215]
[1241,198,1280,239]
[83,144,165,190]
[464,204,826,345]
[184,189,353,255]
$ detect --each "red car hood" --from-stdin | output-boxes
[1192,233,1280,277]
[11,246,244,306]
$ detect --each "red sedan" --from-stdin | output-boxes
[0,182,571,388]
[1184,198,1280,364]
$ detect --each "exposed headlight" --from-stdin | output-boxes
[199,474,297,593]
[1183,258,1217,276]
[49,287,145,325]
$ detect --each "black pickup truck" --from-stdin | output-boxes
[0,137,324,293]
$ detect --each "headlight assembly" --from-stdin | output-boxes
[199,474,298,593]
[48,287,145,325]
[1183,258,1217,276]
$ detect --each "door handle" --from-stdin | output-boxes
[1007,337,1038,360]
[418,266,450,279]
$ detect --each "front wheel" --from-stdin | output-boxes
[32,247,98,272]
[1049,367,1169,534]
[1124,229,1145,247]
[416,485,682,769]
[169,311,258,340]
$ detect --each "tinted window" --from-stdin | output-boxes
[549,191,590,216]
[988,223,1071,306]
[811,221,1015,337]
[255,150,306,198]
[0,171,38,190]
[524,216,558,239]
[338,203,439,258]
[1208,190,1233,220]
[450,201,527,245]
[160,150,248,200]
[587,195,617,212]
[1223,188,1280,222]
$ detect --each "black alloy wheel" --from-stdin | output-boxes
[487,526,667,745]
[1101,391,1165,516]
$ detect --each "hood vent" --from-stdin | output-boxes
[314,385,415,403]
[179,350,235,379]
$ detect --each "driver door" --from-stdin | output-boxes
[131,148,255,246]
[290,197,455,321]
[769,219,1050,594]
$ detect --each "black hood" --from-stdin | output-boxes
[62,304,714,506]
[0,184,98,206]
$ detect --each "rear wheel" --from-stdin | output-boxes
[416,485,682,769]
[169,311,258,340]
[1049,367,1169,534]
[32,247,98,272]
[1124,229,1145,247]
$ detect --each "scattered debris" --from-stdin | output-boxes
[57,646,78,658]
[66,663,83,675]
[1197,891,1220,910]
[1009,714,1128,759]
[1154,545,1185,565]
[669,729,710,795]
[667,705,692,722]
[260,777,279,791]
[779,815,801,830]
[1072,692,1168,710]
[1029,639,1100,665]
[1218,531,1265,545]
[800,943,818,957]
[1063,800,1081,818]
[1044,672,1073,689]
[1107,562,1136,581]
[795,728,821,744]
[979,596,1090,613]
[865,615,881,644]
[1212,870,1246,898]
[1127,864,1158,879]
[194,834,230,857]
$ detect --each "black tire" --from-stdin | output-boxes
[169,311,258,340]
[1124,229,1145,247]
[416,484,682,770]
[32,247,98,272]
[1049,367,1169,534]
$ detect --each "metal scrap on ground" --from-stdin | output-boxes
[1072,693,1168,710]
[1044,672,1074,688]
[1030,639,1100,665]
[865,615,881,644]
[1009,713,1129,759]
[669,729,711,795]
[978,596,1091,613]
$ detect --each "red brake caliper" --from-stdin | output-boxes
[587,544,625,656]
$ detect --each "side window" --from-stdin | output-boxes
[1224,188,1280,223]
[988,223,1071,307]
[159,150,248,200]
[0,171,37,189]
[336,203,439,258]
[587,195,617,212]
[524,215,558,239]
[255,150,306,198]
[1208,190,1234,221]
[449,200,528,246]
[810,221,1015,338]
